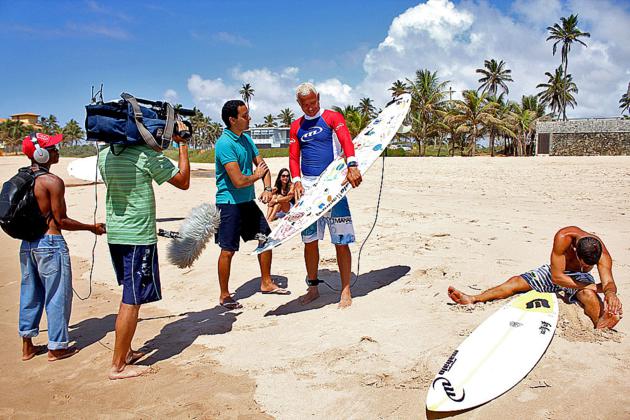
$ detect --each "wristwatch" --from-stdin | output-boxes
[347,161,358,168]
[264,186,273,192]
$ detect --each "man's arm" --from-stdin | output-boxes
[46,176,105,234]
[328,111,362,188]
[224,160,268,189]
[288,121,304,200]
[168,124,191,190]
[254,155,273,204]
[596,242,622,315]
[549,231,595,289]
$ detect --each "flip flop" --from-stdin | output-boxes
[261,287,290,295]
[220,298,243,310]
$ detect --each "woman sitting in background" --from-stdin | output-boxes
[267,168,294,221]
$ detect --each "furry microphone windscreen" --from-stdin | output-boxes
[167,203,221,268]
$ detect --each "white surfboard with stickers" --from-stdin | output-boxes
[426,290,559,412]
[253,93,411,254]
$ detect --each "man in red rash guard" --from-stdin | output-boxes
[289,82,362,308]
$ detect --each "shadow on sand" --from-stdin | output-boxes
[264,265,410,316]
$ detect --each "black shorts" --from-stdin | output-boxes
[215,201,271,252]
[108,244,161,305]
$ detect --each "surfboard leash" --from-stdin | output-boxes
[317,150,387,292]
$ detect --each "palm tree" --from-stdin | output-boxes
[537,66,578,121]
[62,119,85,146]
[358,97,377,119]
[406,69,449,156]
[276,108,295,127]
[40,114,61,135]
[389,80,408,98]
[510,104,540,156]
[447,90,503,156]
[332,105,367,137]
[546,14,591,76]
[620,83,630,116]
[263,114,277,127]
[239,83,255,108]
[484,94,514,157]
[0,119,30,152]
[476,59,514,96]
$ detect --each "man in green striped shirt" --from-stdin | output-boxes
[98,124,189,380]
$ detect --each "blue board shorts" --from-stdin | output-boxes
[215,200,271,252]
[299,175,355,245]
[109,244,161,305]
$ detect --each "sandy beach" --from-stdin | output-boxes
[0,154,628,419]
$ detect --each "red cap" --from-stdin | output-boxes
[22,133,64,159]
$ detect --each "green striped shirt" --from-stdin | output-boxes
[98,145,178,245]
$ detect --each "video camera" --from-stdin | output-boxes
[85,92,196,152]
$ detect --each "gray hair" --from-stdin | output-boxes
[296,82,318,99]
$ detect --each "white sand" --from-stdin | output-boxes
[1,155,628,419]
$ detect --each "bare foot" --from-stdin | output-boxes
[338,291,352,309]
[448,286,475,305]
[299,286,320,305]
[596,312,622,329]
[48,347,80,362]
[109,364,151,380]
[22,344,47,361]
[126,349,146,365]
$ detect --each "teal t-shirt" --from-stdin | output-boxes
[215,129,259,204]
[98,144,178,245]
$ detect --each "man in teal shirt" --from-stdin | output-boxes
[215,100,289,309]
[98,122,190,380]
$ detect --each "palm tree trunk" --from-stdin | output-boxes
[490,131,495,157]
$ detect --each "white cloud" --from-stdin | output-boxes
[187,67,357,123]
[355,0,630,118]
[187,0,630,120]
[163,89,178,104]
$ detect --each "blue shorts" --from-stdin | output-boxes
[109,244,162,305]
[215,201,271,252]
[301,197,355,245]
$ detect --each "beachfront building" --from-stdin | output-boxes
[246,127,290,149]
[0,113,43,151]
[536,118,630,155]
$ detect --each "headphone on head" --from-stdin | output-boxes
[31,133,50,164]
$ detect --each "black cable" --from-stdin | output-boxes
[319,150,386,291]
[72,144,99,300]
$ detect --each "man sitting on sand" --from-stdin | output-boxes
[448,226,623,329]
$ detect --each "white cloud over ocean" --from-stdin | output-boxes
[189,0,630,121]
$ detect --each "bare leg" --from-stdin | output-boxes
[335,244,352,309]
[575,289,621,329]
[448,276,531,305]
[218,249,235,304]
[299,241,320,305]
[21,338,47,361]
[109,303,147,380]
[267,203,280,222]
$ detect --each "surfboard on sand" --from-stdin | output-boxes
[67,155,102,183]
[253,93,412,255]
[426,290,559,412]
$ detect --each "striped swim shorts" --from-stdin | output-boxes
[520,264,595,303]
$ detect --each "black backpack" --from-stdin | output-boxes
[0,166,50,241]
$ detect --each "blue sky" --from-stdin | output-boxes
[1,0,629,126]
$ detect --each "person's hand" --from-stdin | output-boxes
[172,121,190,144]
[293,181,304,201]
[253,161,269,180]
[259,190,272,204]
[92,223,106,235]
[604,291,623,316]
[344,166,362,188]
